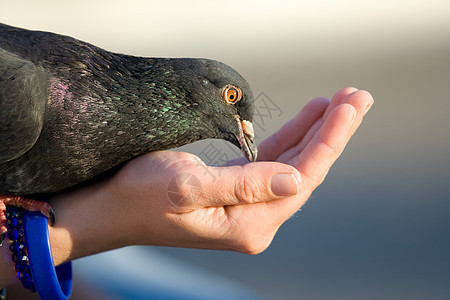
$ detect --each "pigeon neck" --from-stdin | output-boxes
[104,57,204,152]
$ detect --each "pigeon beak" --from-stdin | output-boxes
[235,116,258,162]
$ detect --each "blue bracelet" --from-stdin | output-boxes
[23,211,73,300]
[5,206,35,292]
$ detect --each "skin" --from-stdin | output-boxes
[0,87,373,288]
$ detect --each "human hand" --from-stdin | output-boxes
[48,87,373,265]
[0,88,373,288]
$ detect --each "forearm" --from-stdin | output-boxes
[0,179,129,288]
[48,179,132,265]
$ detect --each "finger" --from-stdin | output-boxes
[294,104,356,185]
[275,117,322,163]
[230,88,360,165]
[257,97,330,161]
[345,90,374,138]
[171,161,302,211]
[265,103,357,220]
[260,90,373,226]
[322,87,360,121]
[278,88,371,163]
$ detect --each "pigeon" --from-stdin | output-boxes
[0,23,257,244]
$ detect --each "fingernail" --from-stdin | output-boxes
[271,173,299,196]
[350,107,357,125]
[365,101,374,115]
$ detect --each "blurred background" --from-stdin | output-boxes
[2,0,450,299]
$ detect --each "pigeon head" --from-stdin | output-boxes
[170,58,257,162]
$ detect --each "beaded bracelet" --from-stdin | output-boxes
[5,206,36,292]
[5,205,73,300]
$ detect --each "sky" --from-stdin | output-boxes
[2,0,450,63]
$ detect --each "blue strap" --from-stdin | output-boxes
[23,211,73,300]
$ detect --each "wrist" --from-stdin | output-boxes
[48,179,131,265]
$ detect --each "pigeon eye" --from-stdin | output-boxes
[223,85,242,104]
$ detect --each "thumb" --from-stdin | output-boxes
[172,161,302,209]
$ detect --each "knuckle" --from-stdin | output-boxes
[316,172,328,187]
[225,220,273,255]
[167,153,202,172]
[233,175,259,204]
[234,237,271,255]
[167,172,202,209]
[223,210,276,255]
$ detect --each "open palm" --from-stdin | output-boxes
[104,87,373,254]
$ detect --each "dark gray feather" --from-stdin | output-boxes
[0,23,255,195]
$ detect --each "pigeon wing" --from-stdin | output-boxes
[0,48,48,163]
